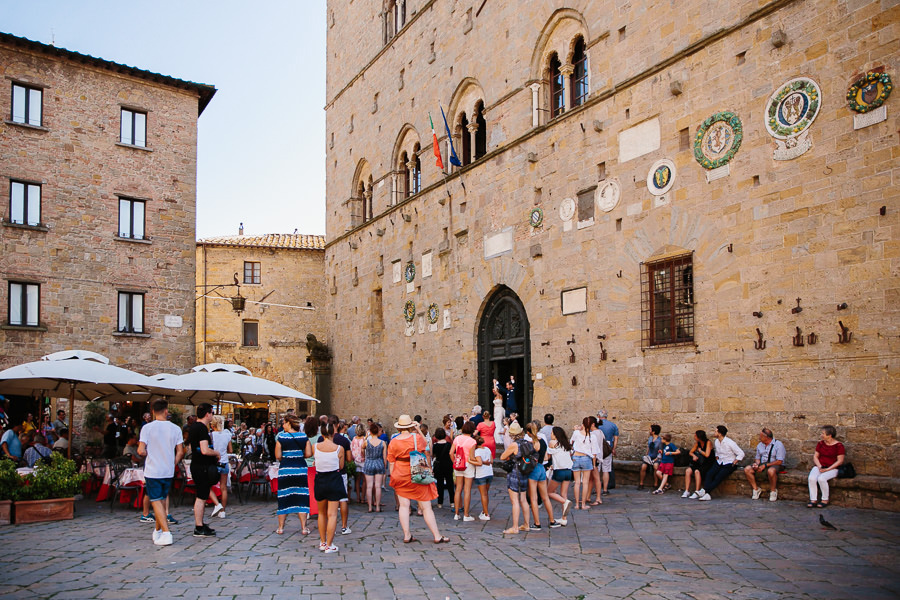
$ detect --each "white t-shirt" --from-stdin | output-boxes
[139,420,183,479]
[211,430,233,464]
[474,446,493,479]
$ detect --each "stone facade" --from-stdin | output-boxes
[0,33,213,377]
[323,1,899,479]
[196,233,327,419]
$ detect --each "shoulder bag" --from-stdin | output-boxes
[836,462,856,479]
[410,435,436,485]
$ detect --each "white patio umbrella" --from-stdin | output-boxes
[0,351,158,457]
[191,363,251,375]
[152,366,318,407]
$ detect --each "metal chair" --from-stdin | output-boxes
[176,462,196,506]
[108,460,134,512]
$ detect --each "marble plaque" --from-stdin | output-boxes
[164,315,183,328]
[484,228,514,259]
[422,251,433,278]
[854,105,887,129]
[618,118,660,163]
[392,260,402,283]
[562,287,588,315]
[706,164,730,183]
[443,309,451,329]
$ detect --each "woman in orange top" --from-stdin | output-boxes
[387,414,449,544]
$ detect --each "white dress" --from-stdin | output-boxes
[493,396,505,445]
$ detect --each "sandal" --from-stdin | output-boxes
[502,527,519,535]
[519,524,529,531]
[403,536,418,544]
[301,528,310,536]
[806,502,816,508]
[589,501,601,506]
[433,536,450,544]
[817,501,829,508]
[276,528,284,535]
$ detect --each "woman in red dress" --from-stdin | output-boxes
[387,415,449,544]
[475,411,497,458]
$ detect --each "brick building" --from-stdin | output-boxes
[323,0,898,483]
[196,232,327,423]
[0,32,214,423]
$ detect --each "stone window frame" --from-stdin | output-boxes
[9,80,43,128]
[8,178,43,228]
[243,261,261,285]
[548,53,565,119]
[383,0,407,45]
[116,290,145,335]
[6,280,41,328]
[640,252,695,349]
[570,36,589,108]
[242,319,259,347]
[119,106,148,148]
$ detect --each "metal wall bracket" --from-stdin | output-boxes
[754,328,766,350]
[838,321,852,344]
[792,326,804,347]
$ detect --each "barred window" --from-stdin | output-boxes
[641,254,694,348]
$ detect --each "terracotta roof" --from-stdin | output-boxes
[0,31,216,115]
[197,234,326,250]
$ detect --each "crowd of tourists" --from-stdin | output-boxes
[0,399,70,467]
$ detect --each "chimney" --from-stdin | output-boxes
[239,222,244,236]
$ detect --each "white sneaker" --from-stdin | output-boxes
[211,504,224,518]
[453,514,460,521]
[463,515,475,522]
[681,491,690,498]
[319,542,327,551]
[217,510,226,519]
[341,527,352,535]
[324,545,339,554]
[154,531,173,546]
[697,488,705,497]
[769,490,778,502]
[751,489,762,500]
[558,518,568,526]
[689,491,700,499]
[698,493,712,501]
[152,529,161,544]
[478,513,490,521]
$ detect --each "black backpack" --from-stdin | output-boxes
[517,441,536,475]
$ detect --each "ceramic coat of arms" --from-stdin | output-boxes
[646,159,676,196]
[847,71,892,129]
[595,179,621,213]
[694,111,743,170]
[765,77,821,160]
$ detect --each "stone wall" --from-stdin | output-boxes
[323,0,899,477]
[0,39,204,376]
[196,241,327,417]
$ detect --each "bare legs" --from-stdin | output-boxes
[398,497,443,541]
[573,470,589,509]
[151,499,169,533]
[463,477,473,518]
[503,489,529,534]
[685,466,701,493]
[365,473,384,511]
[317,499,338,547]
[453,475,466,518]
[547,479,570,511]
[528,478,555,525]
[277,511,308,534]
[476,482,490,516]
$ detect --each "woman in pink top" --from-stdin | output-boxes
[450,421,477,521]
[808,425,845,508]
[475,411,496,458]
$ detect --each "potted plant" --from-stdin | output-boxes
[81,399,107,456]
[14,453,89,524]
[0,459,19,525]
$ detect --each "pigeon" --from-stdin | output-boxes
[819,514,837,531]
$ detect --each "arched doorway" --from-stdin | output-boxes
[477,286,531,424]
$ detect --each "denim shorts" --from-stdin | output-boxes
[551,468,574,482]
[217,462,230,475]
[145,477,173,502]
[473,475,493,486]
[572,455,594,471]
[528,463,547,481]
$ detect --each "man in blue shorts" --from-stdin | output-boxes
[138,399,184,546]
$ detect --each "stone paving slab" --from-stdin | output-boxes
[0,483,897,599]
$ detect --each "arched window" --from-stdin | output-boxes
[412,143,422,193]
[474,101,487,159]
[384,1,406,44]
[549,54,565,118]
[571,37,588,107]
[400,151,410,199]
[366,176,374,221]
[357,181,366,226]
[459,112,471,166]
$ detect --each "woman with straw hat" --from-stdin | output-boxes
[386,414,449,544]
[499,421,532,534]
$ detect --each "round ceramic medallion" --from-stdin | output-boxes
[765,78,821,139]
[694,111,743,170]
[847,71,892,113]
[529,207,543,228]
[559,197,576,221]
[595,179,620,213]
[403,300,416,323]
[646,159,676,196]
[427,303,439,324]
[404,261,415,283]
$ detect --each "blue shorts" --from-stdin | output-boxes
[572,455,593,471]
[552,468,574,482]
[528,463,547,481]
[217,462,229,475]
[473,475,493,486]
[145,477,173,502]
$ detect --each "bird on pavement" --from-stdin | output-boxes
[819,514,838,531]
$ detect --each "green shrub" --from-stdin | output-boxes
[82,400,107,433]
[168,406,184,428]
[16,454,89,501]
[0,459,20,501]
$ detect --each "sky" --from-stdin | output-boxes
[1,0,327,239]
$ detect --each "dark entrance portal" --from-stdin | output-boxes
[477,286,531,424]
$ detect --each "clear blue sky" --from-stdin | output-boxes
[2,0,326,238]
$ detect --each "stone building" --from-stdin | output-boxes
[0,32,214,427]
[322,0,898,483]
[196,232,327,422]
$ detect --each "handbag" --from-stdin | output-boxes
[452,442,468,471]
[410,435,436,485]
[837,462,856,479]
[602,440,612,459]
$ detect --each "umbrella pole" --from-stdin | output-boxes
[67,383,75,459]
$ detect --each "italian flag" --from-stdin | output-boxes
[429,113,444,170]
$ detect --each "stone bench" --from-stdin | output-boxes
[611,459,900,511]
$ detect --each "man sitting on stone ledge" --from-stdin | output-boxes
[743,428,786,502]
[696,425,744,501]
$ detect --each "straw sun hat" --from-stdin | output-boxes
[394,414,416,429]
[507,421,524,436]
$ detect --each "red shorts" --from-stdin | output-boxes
[657,463,674,476]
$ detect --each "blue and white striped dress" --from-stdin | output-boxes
[276,431,310,515]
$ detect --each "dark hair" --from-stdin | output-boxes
[695,430,709,444]
[320,421,336,438]
[716,425,728,436]
[304,416,319,438]
[283,415,300,431]
[551,426,571,452]
[414,415,422,423]
[369,422,380,435]
[461,421,476,435]
[821,425,836,438]
[582,416,592,431]
[544,413,554,425]
[434,428,446,440]
[662,433,672,442]
[59,428,69,436]
[196,403,214,419]
[57,409,65,416]
[151,399,168,414]
[761,428,773,439]
[473,435,484,446]
[651,424,661,435]
[454,416,464,430]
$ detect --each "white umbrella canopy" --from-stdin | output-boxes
[191,363,251,375]
[152,369,318,405]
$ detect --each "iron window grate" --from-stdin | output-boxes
[641,253,694,349]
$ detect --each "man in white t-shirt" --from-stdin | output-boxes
[138,399,184,546]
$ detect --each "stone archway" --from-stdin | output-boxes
[477,286,531,424]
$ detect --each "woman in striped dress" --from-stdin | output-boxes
[275,414,312,535]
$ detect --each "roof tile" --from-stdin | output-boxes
[197,234,326,250]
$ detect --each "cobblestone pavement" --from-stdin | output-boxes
[1,483,897,600]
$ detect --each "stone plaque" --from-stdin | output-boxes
[484,228,514,259]
[618,117,660,163]
[854,105,887,129]
[417,315,425,334]
[406,282,415,294]
[163,315,183,328]
[422,251,433,278]
[392,260,402,283]
[706,163,730,182]
[595,179,621,212]
[559,197,576,222]
[561,287,588,315]
[443,309,451,329]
